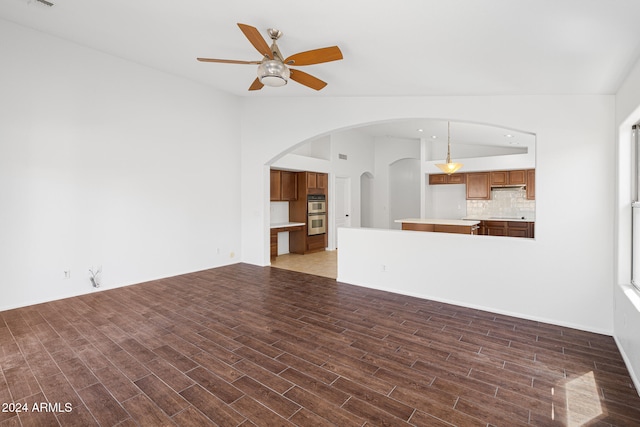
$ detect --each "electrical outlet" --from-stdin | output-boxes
[63,270,71,279]
[381,264,387,272]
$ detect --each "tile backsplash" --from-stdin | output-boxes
[466,187,535,219]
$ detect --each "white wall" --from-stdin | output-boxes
[0,20,242,310]
[427,184,467,218]
[614,56,640,391]
[371,137,421,229]
[240,95,615,335]
[389,158,421,229]
[331,129,376,230]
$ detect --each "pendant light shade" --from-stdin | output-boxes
[436,122,463,174]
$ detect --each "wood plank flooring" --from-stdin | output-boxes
[1,263,639,426]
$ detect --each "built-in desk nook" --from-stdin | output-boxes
[270,222,305,258]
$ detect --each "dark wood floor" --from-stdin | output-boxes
[1,264,639,426]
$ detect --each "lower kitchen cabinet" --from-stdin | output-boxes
[507,221,530,238]
[306,234,327,252]
[270,231,278,257]
[480,220,534,238]
[483,221,508,236]
[290,232,326,254]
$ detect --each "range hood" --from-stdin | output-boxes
[490,184,526,189]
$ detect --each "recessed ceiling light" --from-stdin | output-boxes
[431,135,437,139]
[417,128,424,132]
[504,134,514,138]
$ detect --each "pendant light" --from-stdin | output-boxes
[436,121,463,174]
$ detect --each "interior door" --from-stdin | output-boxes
[335,177,351,247]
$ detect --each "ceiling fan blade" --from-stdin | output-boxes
[197,58,261,65]
[248,78,264,91]
[290,69,327,91]
[237,23,272,59]
[285,46,343,66]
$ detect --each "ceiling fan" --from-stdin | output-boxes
[197,23,343,91]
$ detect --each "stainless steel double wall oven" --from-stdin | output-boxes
[307,194,326,235]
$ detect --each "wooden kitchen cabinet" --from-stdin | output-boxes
[483,221,508,236]
[306,172,327,191]
[270,169,281,201]
[489,171,508,186]
[507,221,529,238]
[480,220,534,238]
[466,172,490,200]
[306,172,317,189]
[288,171,328,254]
[306,234,326,252]
[400,221,478,235]
[526,169,535,200]
[305,172,328,194]
[509,170,527,185]
[270,169,298,201]
[490,170,526,186]
[280,171,297,201]
[270,230,278,257]
[317,173,328,190]
[429,173,466,185]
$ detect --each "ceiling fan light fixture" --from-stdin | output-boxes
[257,60,290,87]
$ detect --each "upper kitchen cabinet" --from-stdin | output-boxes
[429,173,466,185]
[466,172,490,200]
[281,171,298,200]
[270,170,281,201]
[490,170,526,186]
[306,172,328,194]
[509,170,527,185]
[526,169,535,200]
[270,169,298,201]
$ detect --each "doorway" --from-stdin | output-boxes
[334,176,351,248]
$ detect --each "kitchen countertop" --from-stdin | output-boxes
[394,218,480,226]
[270,222,305,229]
[463,216,534,222]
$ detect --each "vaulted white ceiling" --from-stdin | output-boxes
[3,0,640,98]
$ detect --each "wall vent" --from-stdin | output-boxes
[338,153,348,160]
